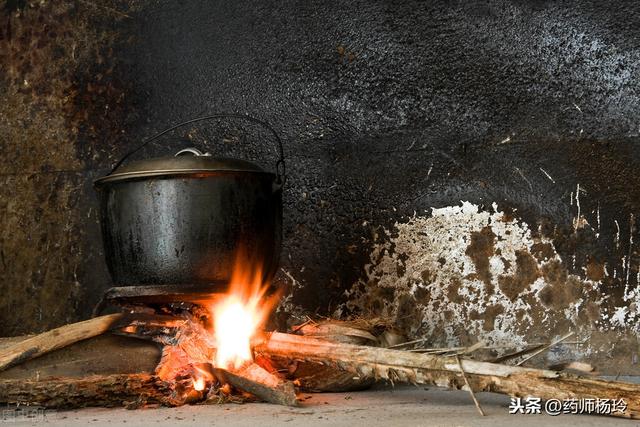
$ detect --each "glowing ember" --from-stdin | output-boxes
[209,252,278,370]
[191,365,212,392]
[192,376,205,391]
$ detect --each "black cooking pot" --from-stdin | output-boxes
[94,115,285,288]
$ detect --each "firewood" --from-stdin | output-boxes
[257,332,559,379]
[295,321,378,345]
[407,369,640,419]
[271,354,375,392]
[276,320,378,392]
[152,319,297,407]
[213,363,298,406]
[0,334,161,380]
[0,314,125,372]
[0,374,174,408]
[254,332,640,419]
[3,316,637,417]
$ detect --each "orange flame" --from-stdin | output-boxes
[191,365,212,392]
[209,252,278,370]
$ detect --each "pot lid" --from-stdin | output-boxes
[95,148,269,185]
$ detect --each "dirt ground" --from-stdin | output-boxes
[7,385,637,427]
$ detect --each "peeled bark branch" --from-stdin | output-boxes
[255,332,640,419]
[257,332,558,379]
[0,314,125,372]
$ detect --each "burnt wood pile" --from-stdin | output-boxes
[0,310,639,420]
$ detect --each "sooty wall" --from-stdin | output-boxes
[1,0,639,372]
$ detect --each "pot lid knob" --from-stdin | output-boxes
[175,147,212,157]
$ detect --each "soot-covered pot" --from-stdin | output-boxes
[94,115,285,288]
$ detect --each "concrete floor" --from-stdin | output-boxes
[10,385,637,427]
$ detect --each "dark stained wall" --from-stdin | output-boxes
[1,0,639,372]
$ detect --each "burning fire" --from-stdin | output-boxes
[192,376,206,391]
[154,251,279,392]
[190,365,212,392]
[209,252,278,370]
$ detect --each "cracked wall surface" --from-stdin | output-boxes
[1,0,639,372]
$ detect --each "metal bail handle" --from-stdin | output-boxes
[109,114,286,185]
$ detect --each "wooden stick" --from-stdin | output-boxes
[213,363,298,407]
[489,343,544,363]
[257,332,559,379]
[0,334,161,381]
[387,338,426,348]
[0,374,174,408]
[455,355,485,416]
[460,340,485,355]
[0,314,125,372]
[516,331,574,366]
[255,332,640,419]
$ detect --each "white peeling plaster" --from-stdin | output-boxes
[339,202,636,350]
